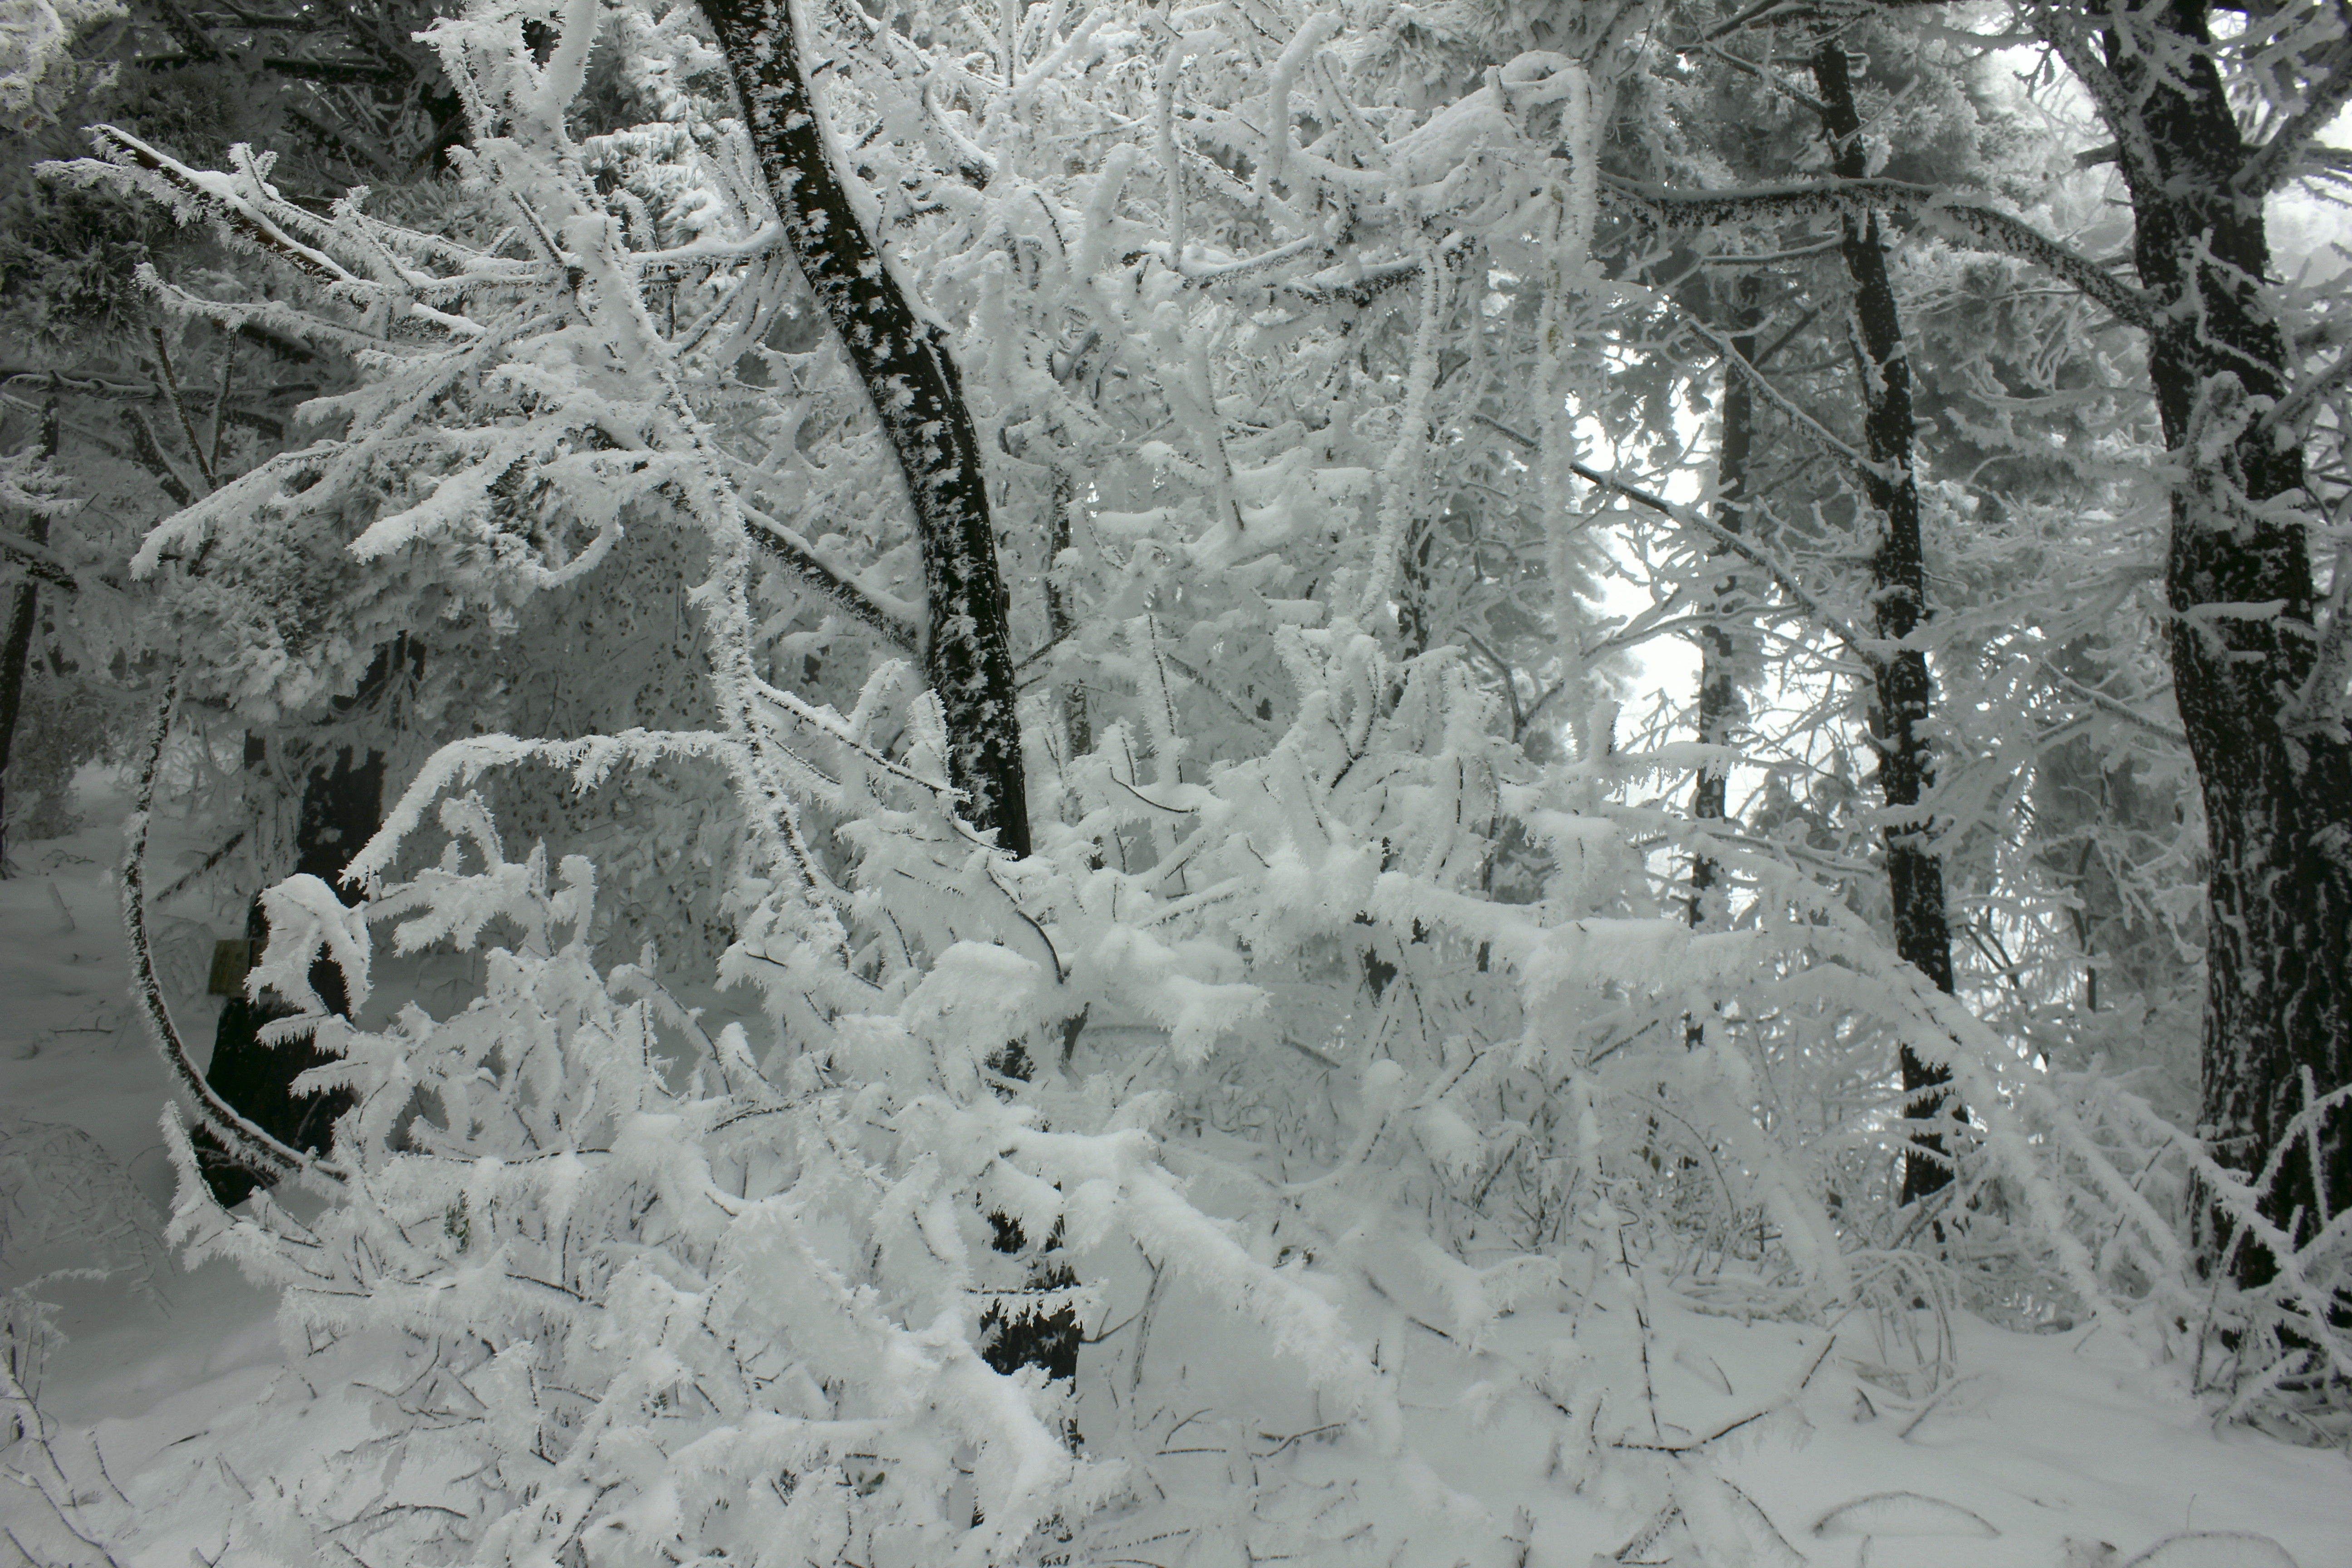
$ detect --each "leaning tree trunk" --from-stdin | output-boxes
[704,0,1076,1393]
[0,395,61,877]
[1814,43,1962,1202]
[2092,0,2352,1279]
[705,0,1030,858]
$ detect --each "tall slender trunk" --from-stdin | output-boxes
[1046,465,1091,761]
[1814,43,1961,1202]
[706,0,1030,858]
[705,0,1077,1397]
[1690,307,1757,930]
[2092,0,2352,1276]
[1683,308,1756,1056]
[0,395,61,877]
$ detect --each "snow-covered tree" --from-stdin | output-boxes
[20,0,2345,1558]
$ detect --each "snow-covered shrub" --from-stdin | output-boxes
[161,743,1421,1564]
[1949,1066,2352,1442]
[136,608,2151,1560]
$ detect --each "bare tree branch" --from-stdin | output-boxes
[1599,175,2156,331]
[1469,413,1877,664]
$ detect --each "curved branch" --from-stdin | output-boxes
[1249,164,2154,334]
[122,671,338,1185]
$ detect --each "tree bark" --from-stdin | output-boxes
[704,0,1077,1401]
[1814,43,1961,1202]
[705,0,1031,858]
[2086,0,2352,1277]
[0,395,61,877]
[1690,305,1757,931]
[1046,464,1091,761]
[1683,304,1756,1056]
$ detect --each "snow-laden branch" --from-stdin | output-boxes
[343,728,741,889]
[736,502,922,650]
[2235,34,2352,196]
[810,0,998,187]
[0,526,82,593]
[64,126,491,336]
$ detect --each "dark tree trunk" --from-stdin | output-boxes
[705,0,1031,858]
[196,742,382,1206]
[0,396,61,877]
[1397,517,1439,658]
[1684,305,1756,1056]
[1815,43,1961,1202]
[0,568,43,878]
[1045,465,1091,761]
[704,0,1076,1401]
[2091,0,2352,1277]
[979,1036,1082,1403]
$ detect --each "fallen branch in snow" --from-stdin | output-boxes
[1897,1368,1998,1441]
[0,1359,134,1568]
[1612,1334,1836,1454]
[1811,1490,1999,1541]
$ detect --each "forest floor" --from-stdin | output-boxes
[4,780,2349,1568]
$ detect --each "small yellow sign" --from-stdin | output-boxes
[206,939,254,996]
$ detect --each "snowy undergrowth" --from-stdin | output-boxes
[5,780,2352,1561]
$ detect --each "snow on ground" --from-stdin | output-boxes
[4,784,2349,1568]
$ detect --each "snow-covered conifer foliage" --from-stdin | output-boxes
[29,0,2350,1558]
